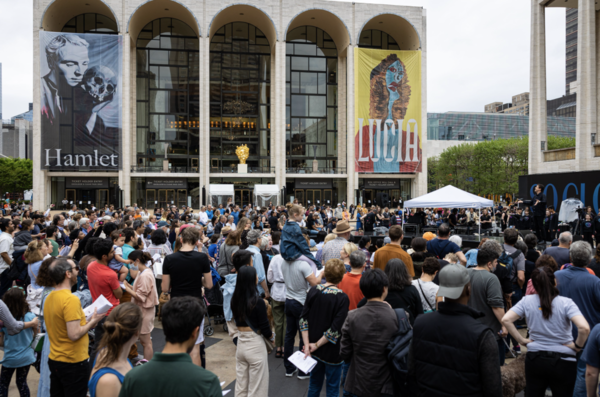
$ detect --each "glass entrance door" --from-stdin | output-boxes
[146,190,156,209]
[66,190,76,208]
[323,190,333,207]
[364,190,375,206]
[294,190,305,206]
[166,190,176,207]
[177,189,187,208]
[98,189,109,209]
[235,190,251,207]
[81,190,94,208]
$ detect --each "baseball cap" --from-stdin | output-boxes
[157,221,169,227]
[437,264,470,300]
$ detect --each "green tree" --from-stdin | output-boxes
[0,158,33,195]
[428,136,572,197]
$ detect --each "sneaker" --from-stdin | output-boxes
[513,345,521,355]
[285,369,298,377]
[297,374,310,380]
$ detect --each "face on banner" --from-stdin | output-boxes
[40,32,123,170]
[354,48,422,173]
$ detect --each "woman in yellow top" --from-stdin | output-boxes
[342,208,350,221]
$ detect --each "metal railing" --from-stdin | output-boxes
[210,166,275,174]
[285,167,347,174]
[131,166,197,173]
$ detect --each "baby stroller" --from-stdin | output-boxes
[203,267,227,336]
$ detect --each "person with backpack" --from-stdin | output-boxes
[502,228,526,302]
[426,224,467,265]
[340,269,398,397]
[408,264,502,397]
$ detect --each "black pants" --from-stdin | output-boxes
[525,351,577,397]
[532,215,545,241]
[583,232,595,248]
[0,366,30,397]
[284,298,307,376]
[48,359,90,397]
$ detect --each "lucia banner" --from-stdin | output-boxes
[40,32,122,170]
[354,48,422,173]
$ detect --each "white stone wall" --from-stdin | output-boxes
[33,0,427,207]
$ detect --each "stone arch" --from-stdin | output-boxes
[285,8,351,50]
[358,13,421,50]
[41,0,120,32]
[209,3,278,49]
[127,0,200,39]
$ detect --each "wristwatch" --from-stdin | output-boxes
[575,341,584,349]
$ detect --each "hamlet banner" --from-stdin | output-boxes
[354,48,422,173]
[40,32,122,170]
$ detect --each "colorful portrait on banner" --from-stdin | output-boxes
[40,32,122,170]
[354,48,422,173]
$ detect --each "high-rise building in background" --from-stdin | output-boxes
[484,93,530,115]
[566,8,577,95]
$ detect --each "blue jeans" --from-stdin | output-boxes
[340,361,350,389]
[497,338,506,366]
[573,355,588,397]
[307,360,342,397]
[284,299,307,376]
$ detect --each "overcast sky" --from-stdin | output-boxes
[0,0,567,119]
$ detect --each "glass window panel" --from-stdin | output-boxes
[291,57,309,71]
[291,72,300,93]
[137,77,148,100]
[287,27,306,42]
[259,56,270,80]
[137,49,149,71]
[294,43,316,56]
[259,83,270,104]
[160,36,173,49]
[233,22,248,39]
[150,50,169,65]
[307,26,317,44]
[149,66,159,88]
[317,29,323,49]
[301,73,318,94]
[327,85,337,105]
[159,66,177,89]
[286,84,290,105]
[286,106,290,128]
[318,73,326,95]
[225,24,232,42]
[322,48,337,57]
[309,96,326,117]
[185,38,199,50]
[327,131,336,156]
[84,14,95,32]
[303,119,318,143]
[309,58,326,71]
[373,30,382,47]
[210,82,221,102]
[249,25,256,44]
[286,42,294,56]
[291,96,309,117]
[324,40,336,49]
[150,91,168,113]
[171,19,195,36]
[327,58,337,83]
[210,58,221,79]
[259,106,269,129]
[318,119,327,143]
[137,102,148,126]
[327,107,337,130]
[286,55,290,81]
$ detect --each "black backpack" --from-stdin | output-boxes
[387,309,413,396]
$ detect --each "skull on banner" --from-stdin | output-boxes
[82,66,117,103]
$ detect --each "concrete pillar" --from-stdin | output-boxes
[274,41,287,191]
[576,0,597,170]
[337,55,347,171]
[200,36,210,204]
[33,29,46,210]
[121,32,132,206]
[528,0,547,175]
[346,44,355,205]
[416,10,428,198]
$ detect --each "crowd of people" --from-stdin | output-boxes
[0,194,599,397]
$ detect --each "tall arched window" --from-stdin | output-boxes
[136,18,200,172]
[358,29,399,50]
[61,13,118,34]
[286,26,337,171]
[209,22,271,173]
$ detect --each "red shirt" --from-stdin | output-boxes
[87,261,120,314]
[338,272,364,310]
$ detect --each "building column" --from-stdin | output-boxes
[274,41,287,191]
[576,0,597,169]
[346,44,355,205]
[33,29,46,210]
[200,36,210,204]
[337,55,347,171]
[416,10,428,198]
[121,32,132,206]
[528,0,547,175]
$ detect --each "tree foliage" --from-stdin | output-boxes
[0,158,33,194]
[428,136,575,197]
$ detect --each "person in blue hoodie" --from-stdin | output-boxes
[280,205,322,270]
[221,249,254,346]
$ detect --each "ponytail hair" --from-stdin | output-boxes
[24,240,45,264]
[94,303,142,369]
[531,267,559,320]
[128,250,153,266]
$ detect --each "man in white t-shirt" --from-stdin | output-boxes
[0,219,15,274]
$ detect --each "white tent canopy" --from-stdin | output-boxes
[253,185,280,207]
[404,185,493,209]
[208,184,234,207]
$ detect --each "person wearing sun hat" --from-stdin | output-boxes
[407,263,502,396]
[321,220,354,265]
[422,232,436,241]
